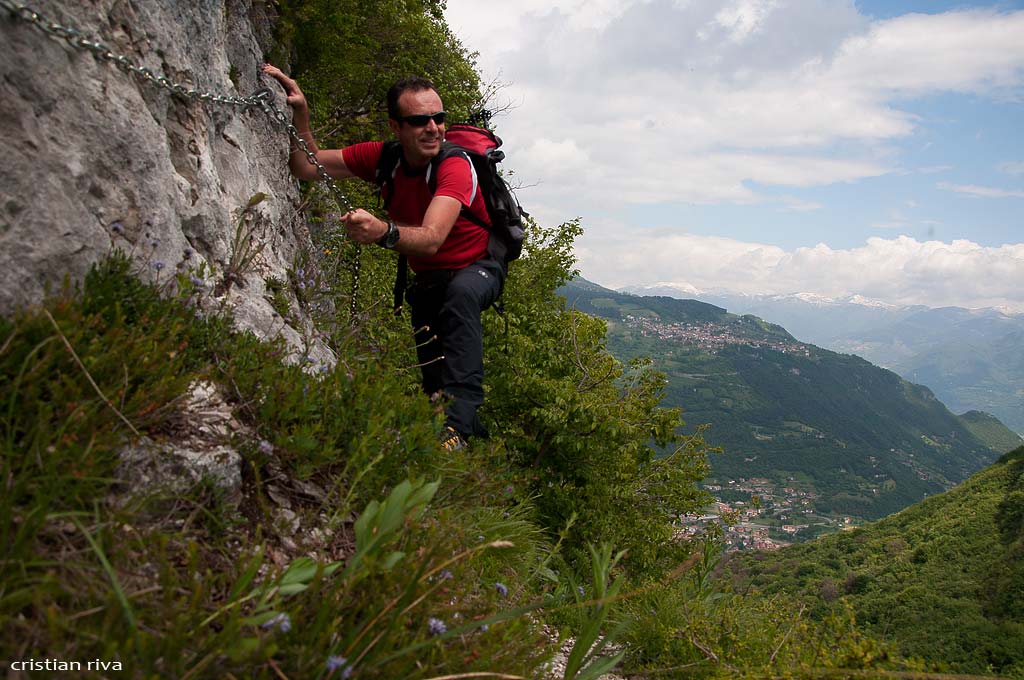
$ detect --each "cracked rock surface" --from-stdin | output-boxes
[0,0,333,366]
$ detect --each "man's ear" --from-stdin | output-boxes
[388,118,401,137]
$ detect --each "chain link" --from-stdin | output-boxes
[2,0,362,319]
[254,90,362,320]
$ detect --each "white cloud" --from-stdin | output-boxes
[707,0,781,44]
[999,161,1024,176]
[443,2,1024,312]
[827,9,1024,96]
[578,228,1024,312]
[444,1,1024,216]
[777,195,823,212]
[937,181,1024,199]
[917,165,953,174]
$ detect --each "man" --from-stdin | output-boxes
[262,64,504,450]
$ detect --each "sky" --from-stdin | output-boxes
[442,0,1024,312]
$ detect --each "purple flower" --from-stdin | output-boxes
[258,440,274,455]
[439,569,453,581]
[479,623,489,632]
[110,222,125,235]
[576,586,585,597]
[427,617,446,636]
[326,656,352,677]
[154,261,165,271]
[261,612,291,633]
[494,582,508,598]
[183,247,194,259]
[190,276,204,287]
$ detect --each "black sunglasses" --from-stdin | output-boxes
[396,111,447,127]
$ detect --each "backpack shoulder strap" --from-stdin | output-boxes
[426,141,469,189]
[375,140,404,208]
[427,142,489,228]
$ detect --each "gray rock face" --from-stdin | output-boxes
[0,0,333,364]
[117,381,245,495]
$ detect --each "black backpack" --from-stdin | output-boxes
[374,123,527,268]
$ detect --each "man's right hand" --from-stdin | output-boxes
[261,63,308,112]
[260,63,354,182]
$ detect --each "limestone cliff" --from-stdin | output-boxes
[0,0,331,362]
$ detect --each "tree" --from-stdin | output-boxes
[484,220,711,576]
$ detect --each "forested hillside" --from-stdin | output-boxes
[725,446,1024,677]
[1,1,1016,678]
[561,279,1005,520]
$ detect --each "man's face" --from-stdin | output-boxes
[390,88,445,168]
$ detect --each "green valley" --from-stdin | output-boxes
[724,446,1024,677]
[561,279,1012,522]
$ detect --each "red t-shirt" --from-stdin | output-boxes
[342,141,491,272]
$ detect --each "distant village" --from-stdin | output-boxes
[623,314,848,550]
[622,315,813,357]
[677,477,858,552]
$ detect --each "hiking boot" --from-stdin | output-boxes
[439,426,467,452]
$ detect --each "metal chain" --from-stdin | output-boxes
[254,90,362,320]
[1,0,362,319]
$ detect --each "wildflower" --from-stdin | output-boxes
[427,617,446,636]
[110,222,125,235]
[261,612,291,633]
[258,440,274,455]
[577,586,585,597]
[319,364,330,374]
[324,248,332,255]
[479,623,489,632]
[183,247,194,259]
[190,276,204,287]
[494,582,508,598]
[154,261,165,271]
[439,569,453,581]
[298,281,306,290]
[326,656,353,677]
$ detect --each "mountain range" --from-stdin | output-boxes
[621,283,1024,434]
[561,279,1020,521]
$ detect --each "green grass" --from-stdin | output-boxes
[0,254,557,678]
[0,251,968,679]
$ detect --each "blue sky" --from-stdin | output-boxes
[444,0,1024,312]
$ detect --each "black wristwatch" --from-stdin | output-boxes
[376,220,400,249]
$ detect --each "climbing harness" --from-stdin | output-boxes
[0,0,362,320]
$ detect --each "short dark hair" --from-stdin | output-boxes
[387,76,439,120]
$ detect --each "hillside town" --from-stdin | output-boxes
[677,477,857,551]
[622,315,813,357]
